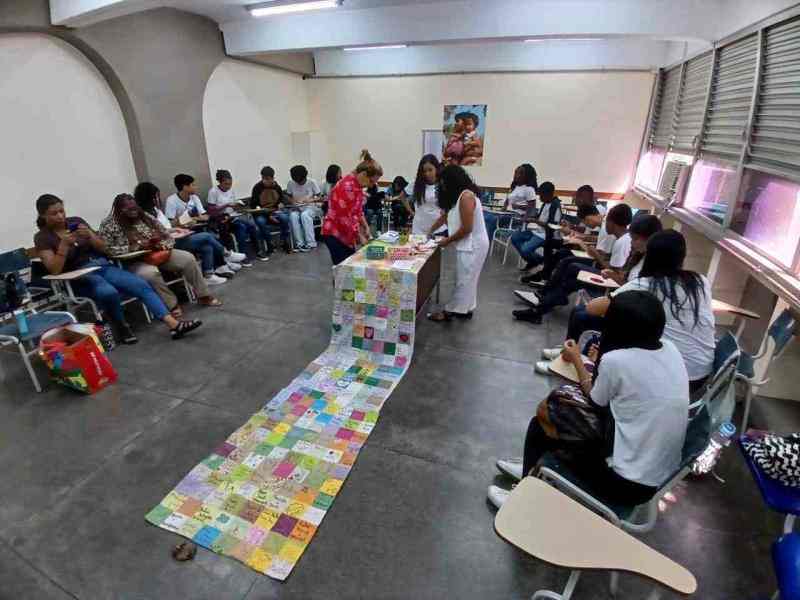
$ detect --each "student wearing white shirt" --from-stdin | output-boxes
[510,180,565,272]
[135,178,244,283]
[411,154,446,237]
[490,290,689,508]
[320,164,342,214]
[207,170,269,264]
[285,165,322,251]
[513,203,633,324]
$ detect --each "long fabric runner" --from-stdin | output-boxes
[145,244,436,580]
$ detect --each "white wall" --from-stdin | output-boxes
[0,34,138,250]
[202,59,311,198]
[308,71,654,191]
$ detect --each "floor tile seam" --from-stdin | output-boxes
[0,535,81,600]
[375,442,484,476]
[414,341,534,367]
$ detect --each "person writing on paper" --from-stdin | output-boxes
[98,193,222,317]
[513,203,633,324]
[321,149,381,265]
[251,166,293,253]
[576,230,715,394]
[411,154,445,237]
[34,194,202,343]
[511,181,564,273]
[426,165,490,322]
[285,164,322,251]
[535,214,663,374]
[489,290,689,508]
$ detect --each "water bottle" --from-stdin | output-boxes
[13,309,30,337]
[693,421,736,475]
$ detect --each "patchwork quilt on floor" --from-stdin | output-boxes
[145,246,434,580]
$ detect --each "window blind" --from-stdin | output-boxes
[699,34,759,162]
[650,65,682,149]
[747,16,800,181]
[672,51,713,153]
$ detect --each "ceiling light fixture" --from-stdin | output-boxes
[524,37,598,43]
[249,0,340,18]
[343,44,408,51]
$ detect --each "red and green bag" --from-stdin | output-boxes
[39,324,117,394]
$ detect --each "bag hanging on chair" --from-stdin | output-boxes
[742,431,800,487]
[143,249,171,266]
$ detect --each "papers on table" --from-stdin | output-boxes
[392,260,415,270]
[547,355,595,384]
[570,250,591,260]
[177,212,193,226]
[577,270,619,289]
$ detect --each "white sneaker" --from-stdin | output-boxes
[204,274,227,286]
[306,243,318,249]
[225,261,242,272]
[496,458,524,481]
[215,265,235,276]
[487,485,511,509]
[514,289,540,307]
[535,360,552,375]
[297,245,311,253]
[226,251,246,263]
[541,347,562,360]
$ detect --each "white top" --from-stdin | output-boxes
[320,181,335,199]
[613,275,716,381]
[154,208,171,230]
[609,232,632,269]
[591,340,689,487]
[596,219,616,254]
[446,191,490,252]
[164,193,205,220]
[507,185,537,209]
[206,186,237,216]
[286,179,320,200]
[412,184,446,235]
[627,256,644,280]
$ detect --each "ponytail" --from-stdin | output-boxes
[355,149,383,178]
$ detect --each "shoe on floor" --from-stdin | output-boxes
[297,245,311,253]
[487,485,511,509]
[496,458,524,482]
[240,259,254,268]
[204,274,227,286]
[535,360,552,375]
[216,264,235,277]
[520,272,544,284]
[513,308,542,324]
[226,251,247,262]
[514,289,540,307]
[225,260,242,272]
[256,252,270,262]
[541,347,562,360]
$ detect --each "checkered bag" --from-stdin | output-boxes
[742,433,800,487]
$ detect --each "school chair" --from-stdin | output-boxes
[0,248,78,392]
[736,308,797,431]
[111,251,196,305]
[773,532,800,600]
[489,212,524,264]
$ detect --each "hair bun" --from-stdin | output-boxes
[360,149,373,162]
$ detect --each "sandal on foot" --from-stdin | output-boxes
[171,319,203,340]
[427,311,451,322]
[198,297,223,307]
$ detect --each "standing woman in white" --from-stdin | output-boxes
[411,154,446,237]
[427,165,490,322]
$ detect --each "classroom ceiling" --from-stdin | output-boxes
[50,0,800,76]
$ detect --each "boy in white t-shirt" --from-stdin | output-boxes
[285,165,322,251]
[513,203,633,324]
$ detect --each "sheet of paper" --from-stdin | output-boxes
[392,260,415,270]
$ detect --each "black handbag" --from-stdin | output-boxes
[742,432,800,487]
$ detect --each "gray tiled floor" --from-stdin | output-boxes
[0,246,795,599]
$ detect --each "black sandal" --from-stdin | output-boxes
[171,319,203,340]
[448,311,474,320]
[427,312,451,323]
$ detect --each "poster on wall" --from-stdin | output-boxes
[442,104,487,167]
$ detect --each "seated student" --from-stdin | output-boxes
[510,181,561,272]
[34,194,202,343]
[285,165,322,251]
[251,166,293,253]
[363,184,386,234]
[535,214,663,372]
[513,203,633,324]
[320,164,342,215]
[578,230,716,393]
[489,290,689,508]
[521,184,601,284]
[98,193,222,316]
[135,180,234,285]
[206,169,270,264]
[502,163,538,212]
[385,176,413,229]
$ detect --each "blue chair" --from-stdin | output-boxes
[737,309,797,431]
[773,532,800,600]
[0,249,77,392]
[690,331,742,426]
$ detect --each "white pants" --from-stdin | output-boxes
[289,206,321,247]
[445,246,489,314]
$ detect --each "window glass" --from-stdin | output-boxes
[635,148,666,192]
[683,158,738,225]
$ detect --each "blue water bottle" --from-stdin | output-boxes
[13,309,29,337]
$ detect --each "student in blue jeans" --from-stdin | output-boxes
[251,166,293,252]
[34,194,202,344]
[511,181,562,270]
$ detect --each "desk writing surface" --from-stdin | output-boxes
[43,266,101,281]
[711,299,760,320]
[112,250,149,260]
[495,477,697,594]
[577,270,619,289]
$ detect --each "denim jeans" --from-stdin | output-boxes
[511,230,545,265]
[73,258,168,323]
[289,207,318,247]
[255,211,290,245]
[230,218,263,256]
[175,232,226,274]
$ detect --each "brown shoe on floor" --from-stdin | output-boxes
[172,542,197,562]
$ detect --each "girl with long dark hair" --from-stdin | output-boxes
[411,154,445,237]
[490,290,689,508]
[426,165,490,321]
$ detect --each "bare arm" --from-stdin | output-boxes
[585,296,611,317]
[440,192,475,247]
[428,213,447,237]
[38,236,74,275]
